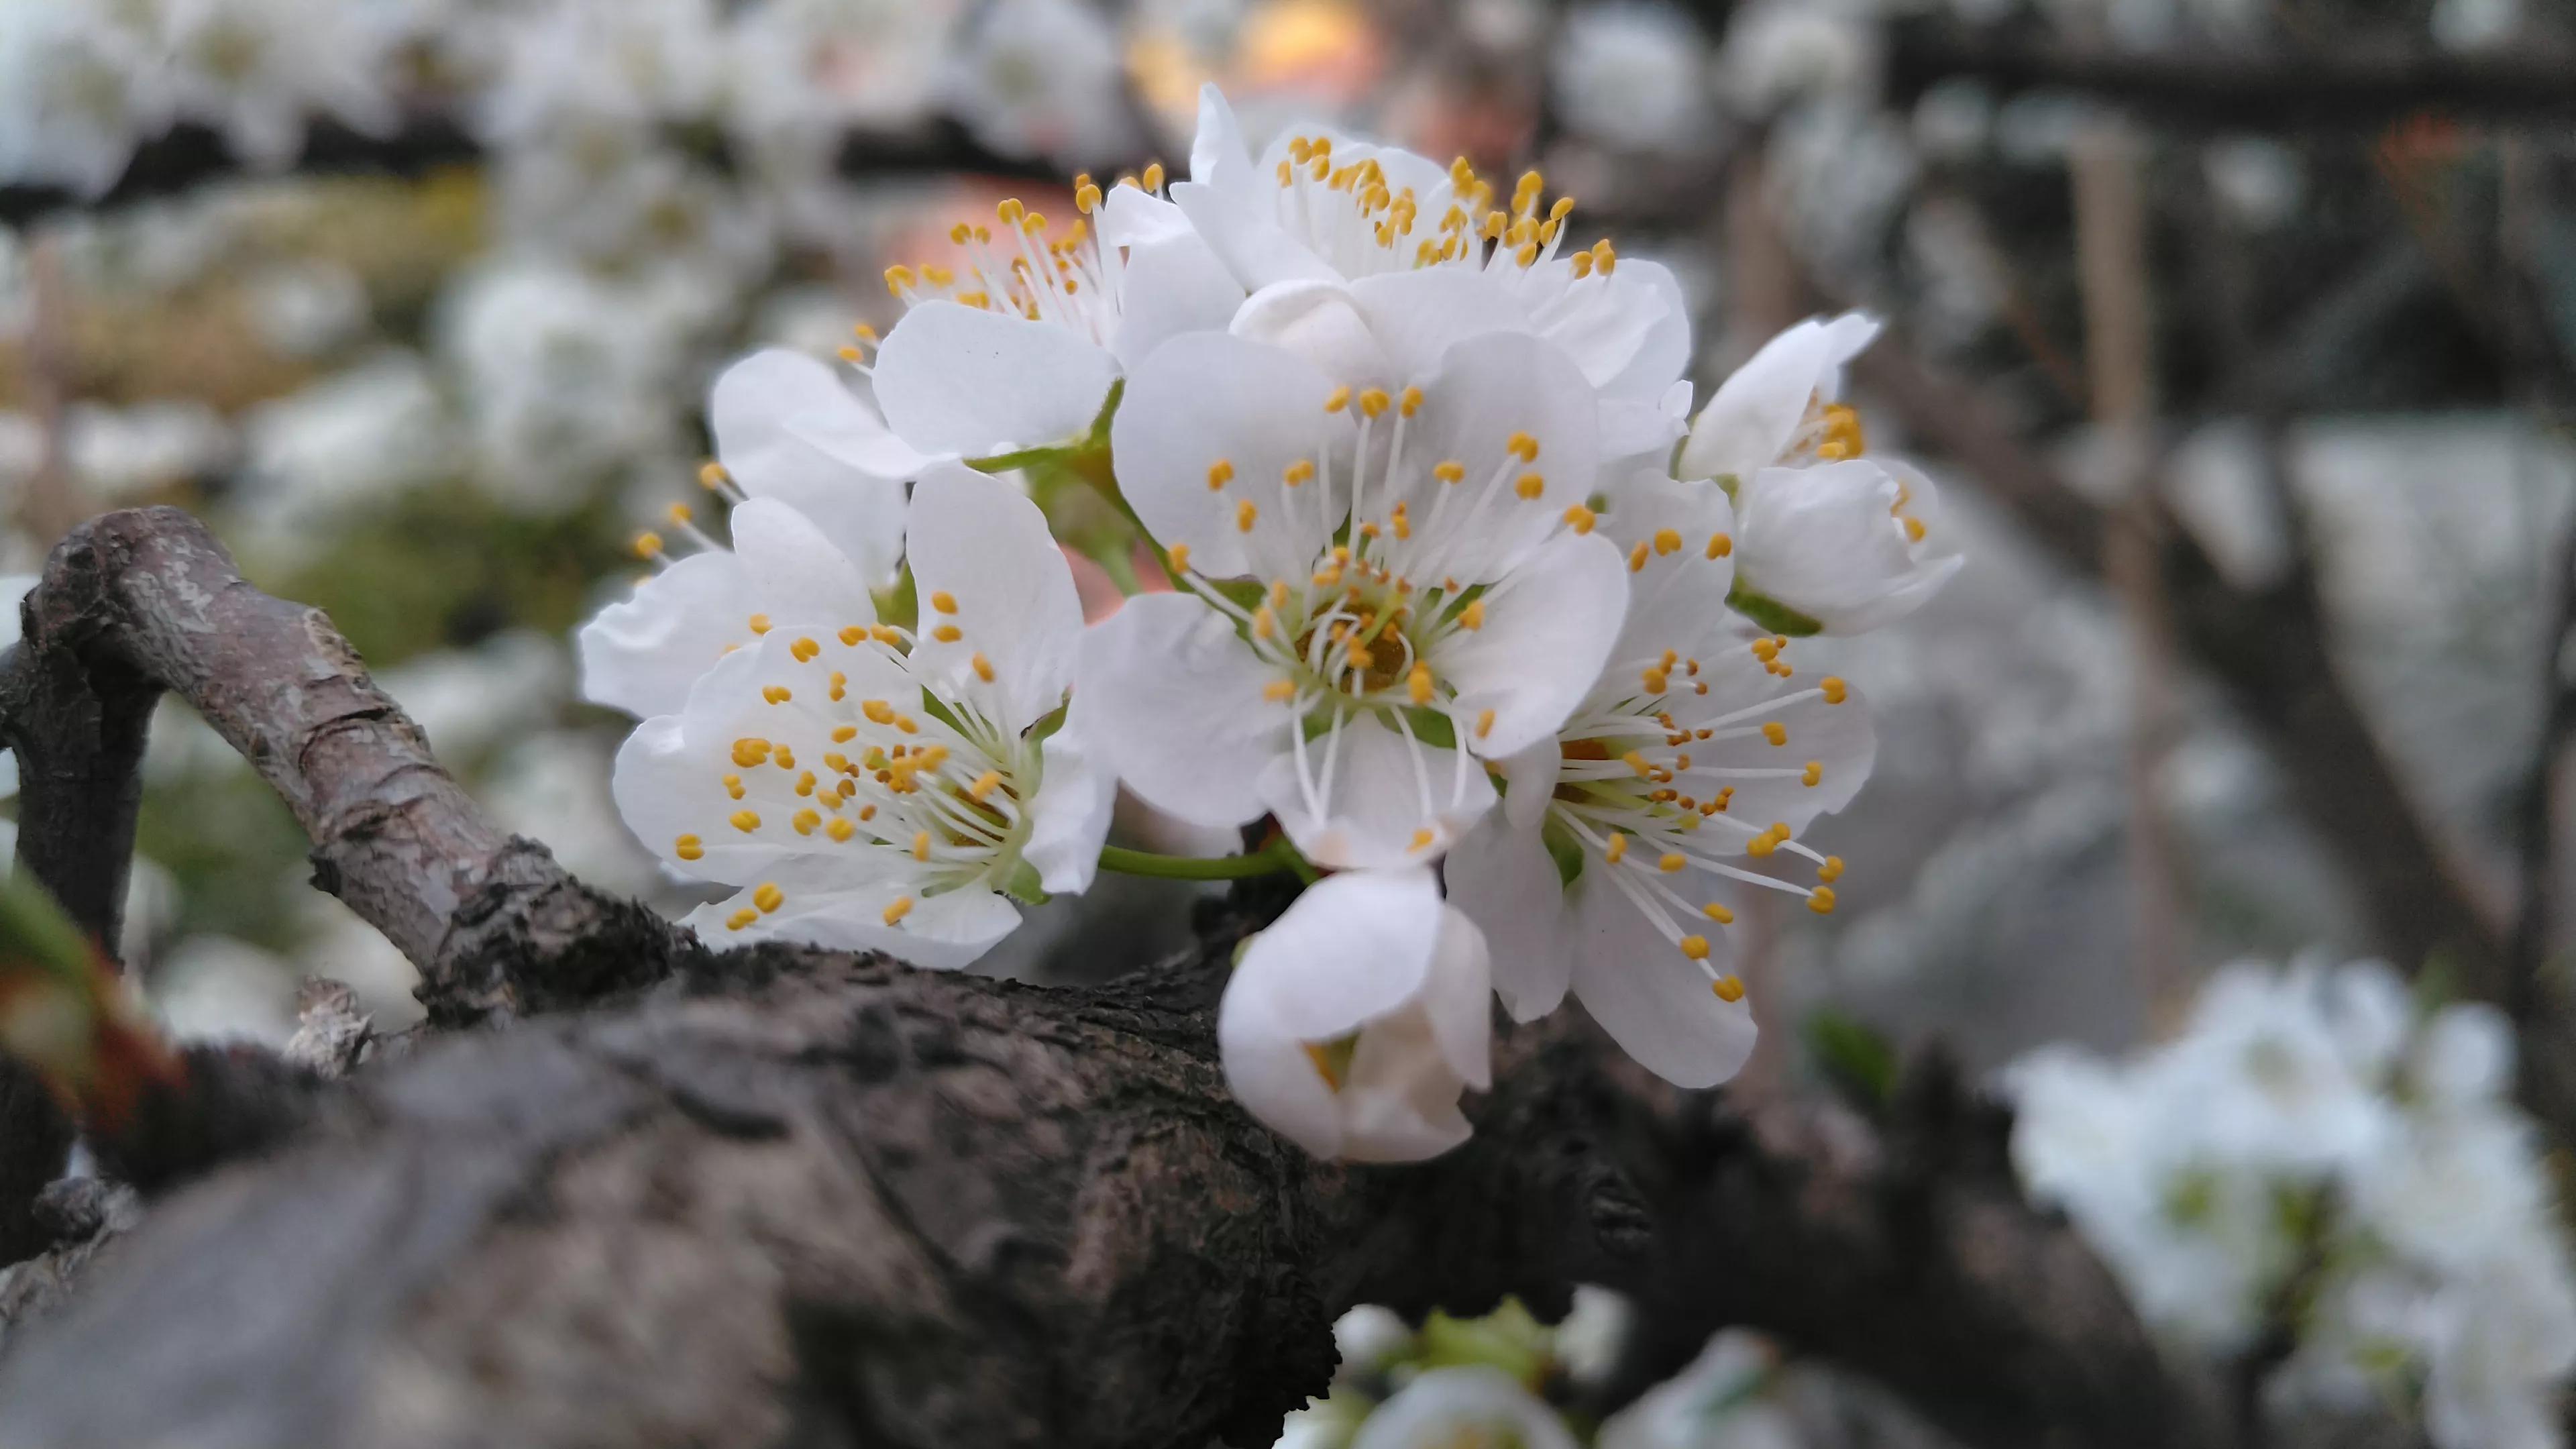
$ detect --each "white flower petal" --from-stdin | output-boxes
[1112,331,1350,578]
[1424,904,1494,1088]
[727,498,883,631]
[710,350,912,582]
[1395,332,1603,582]
[1108,233,1247,370]
[1445,811,1574,1022]
[1095,183,1193,250]
[904,462,1083,734]
[1172,178,1336,292]
[1352,1368,1579,1449]
[1677,313,1874,482]
[1345,267,1533,383]
[1022,706,1116,895]
[1230,279,1397,386]
[1568,871,1757,1088]
[1077,593,1295,828]
[1259,710,1497,869]
[686,879,1020,971]
[578,551,754,718]
[1736,459,1957,633]
[873,301,1120,458]
[1432,529,1628,759]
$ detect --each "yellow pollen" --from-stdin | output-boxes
[1707,532,1733,559]
[1142,161,1165,192]
[748,613,772,635]
[1653,528,1682,555]
[1507,431,1539,462]
[1821,676,1848,704]
[1563,504,1596,534]
[674,834,703,861]
[1283,460,1314,486]
[1642,667,1668,694]
[1324,386,1352,413]
[1660,853,1686,873]
[838,626,865,647]
[884,264,916,294]
[1713,975,1746,1003]
[726,908,758,931]
[1434,460,1466,484]
[1263,678,1297,702]
[911,832,932,861]
[828,672,847,701]
[1703,902,1735,924]
[827,818,855,843]
[1399,386,1423,417]
[1476,708,1496,739]
[1747,830,1778,859]
[731,810,761,833]
[731,738,771,767]
[1628,542,1650,573]
[1623,749,1652,776]
[1236,500,1258,532]
[1409,828,1436,853]
[723,773,745,800]
[997,198,1025,225]
[1807,887,1837,916]
[698,461,731,490]
[1515,474,1544,500]
[932,624,963,643]
[1206,460,1234,491]
[1762,722,1788,746]
[1252,605,1276,640]
[1358,388,1391,418]
[969,771,1002,801]
[792,810,820,836]
[883,895,915,926]
[972,652,996,682]
[1076,182,1102,213]
[790,637,820,663]
[1604,833,1628,864]
[1458,598,1485,631]
[1803,761,1823,787]
[1407,663,1434,705]
[762,685,792,705]
[1570,252,1594,279]
[1819,856,1845,883]
[633,531,664,559]
[1905,516,1928,543]
[1680,934,1711,961]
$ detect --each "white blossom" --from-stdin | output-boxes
[1219,868,1491,1163]
[1347,1366,1575,1449]
[610,466,1112,968]
[1551,4,1714,155]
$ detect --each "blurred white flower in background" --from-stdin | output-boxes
[235,352,452,555]
[1551,3,1713,156]
[1719,0,1878,119]
[1348,1366,1576,1449]
[158,0,400,170]
[943,0,1140,167]
[0,1,170,197]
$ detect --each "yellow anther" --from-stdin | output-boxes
[790,637,820,663]
[828,671,847,702]
[698,461,732,490]
[1515,474,1544,500]
[1142,161,1165,193]
[723,773,745,800]
[1653,528,1682,556]
[748,613,772,635]
[1819,402,1866,460]
[1703,902,1736,924]
[1282,460,1314,486]
[1628,542,1651,573]
[1562,504,1596,535]
[1589,239,1617,274]
[1077,182,1102,213]
[911,831,932,861]
[1713,975,1746,1003]
[1407,828,1436,853]
[1905,516,1928,543]
[1642,667,1668,694]
[1407,663,1434,705]
[730,810,761,833]
[1506,431,1539,462]
[1236,500,1258,533]
[1819,856,1845,883]
[1457,598,1485,631]
[1570,252,1595,279]
[760,685,792,705]
[883,895,915,926]
[674,833,704,861]
[1660,853,1687,873]
[971,651,996,683]
[1604,833,1628,864]
[1677,934,1711,962]
[827,817,855,843]
[1263,678,1297,702]
[1358,388,1391,418]
[633,531,664,559]
[884,264,916,294]
[726,908,758,931]
[1623,750,1653,776]
[1762,721,1788,746]
[1252,605,1276,640]
[1803,761,1823,787]
[930,590,959,614]
[1206,459,1234,491]
[997,198,1025,225]
[731,737,773,767]
[932,624,963,643]
[1324,386,1352,413]
[863,700,896,724]
[839,345,865,363]
[1434,460,1466,484]
[968,770,1002,802]
[1747,829,1778,859]
[1399,386,1423,417]
[1466,708,1492,740]
[1807,887,1837,916]
[1707,532,1733,559]
[837,626,863,646]
[792,809,820,836]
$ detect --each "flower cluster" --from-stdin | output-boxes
[582,85,1958,1163]
[2009,957,2576,1449]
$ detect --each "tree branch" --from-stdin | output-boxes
[1887,21,2576,131]
[0,506,2225,1446]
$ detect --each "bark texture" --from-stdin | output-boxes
[0,509,2224,1447]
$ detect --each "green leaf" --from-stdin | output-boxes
[1725,584,1824,637]
[1803,1007,1897,1110]
[1540,819,1585,888]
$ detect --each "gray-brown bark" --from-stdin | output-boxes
[0,507,2223,1447]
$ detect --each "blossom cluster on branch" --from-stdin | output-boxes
[577,85,1958,1159]
[2010,957,2576,1449]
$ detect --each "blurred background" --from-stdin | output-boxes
[5,0,2574,1444]
[6,0,2568,1078]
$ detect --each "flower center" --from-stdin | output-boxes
[877,176,1165,347]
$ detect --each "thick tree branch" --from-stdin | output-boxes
[0,506,2224,1446]
[0,507,689,1031]
[1888,21,2576,131]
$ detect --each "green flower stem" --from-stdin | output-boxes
[1097,839,1317,883]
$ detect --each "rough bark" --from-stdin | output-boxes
[0,508,2224,1446]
